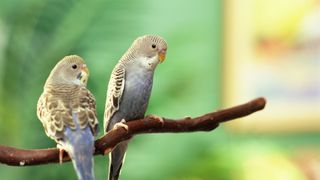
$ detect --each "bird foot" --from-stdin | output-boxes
[104,147,113,155]
[147,114,164,127]
[57,144,65,164]
[113,119,129,132]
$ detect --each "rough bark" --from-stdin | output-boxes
[0,97,266,166]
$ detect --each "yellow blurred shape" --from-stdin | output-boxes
[253,0,316,41]
[241,151,306,180]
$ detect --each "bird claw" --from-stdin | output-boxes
[104,147,113,155]
[147,114,164,127]
[113,119,129,132]
[57,144,64,164]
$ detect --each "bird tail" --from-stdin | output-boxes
[108,141,129,180]
[62,126,95,180]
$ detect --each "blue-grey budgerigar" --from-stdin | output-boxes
[37,55,99,180]
[104,35,167,180]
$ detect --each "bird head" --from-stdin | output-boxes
[45,55,90,87]
[128,35,167,70]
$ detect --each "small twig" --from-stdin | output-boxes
[0,97,266,166]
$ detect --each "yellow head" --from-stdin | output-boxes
[122,35,168,71]
[132,35,167,63]
[45,55,89,86]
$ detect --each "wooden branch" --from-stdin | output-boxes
[0,97,266,166]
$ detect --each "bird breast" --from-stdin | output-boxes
[119,70,154,120]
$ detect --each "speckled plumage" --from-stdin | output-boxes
[37,85,98,139]
[37,55,99,180]
[104,35,167,180]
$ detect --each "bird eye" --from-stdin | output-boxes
[151,44,156,49]
[72,64,77,69]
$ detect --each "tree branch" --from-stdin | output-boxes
[0,97,266,166]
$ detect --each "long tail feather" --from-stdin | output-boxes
[108,141,129,180]
[61,126,95,180]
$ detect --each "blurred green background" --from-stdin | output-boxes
[0,0,223,179]
[1,0,319,180]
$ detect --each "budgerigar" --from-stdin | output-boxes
[104,35,167,180]
[37,55,99,180]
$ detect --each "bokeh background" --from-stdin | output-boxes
[0,0,319,180]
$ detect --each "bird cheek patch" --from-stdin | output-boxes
[77,72,88,84]
[76,73,83,80]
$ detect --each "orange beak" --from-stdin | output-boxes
[158,49,167,63]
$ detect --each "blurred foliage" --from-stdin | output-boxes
[0,0,319,180]
[0,0,222,179]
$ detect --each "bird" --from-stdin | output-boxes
[37,55,99,180]
[104,35,167,180]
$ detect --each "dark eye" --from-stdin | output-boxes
[72,64,77,69]
[151,44,156,49]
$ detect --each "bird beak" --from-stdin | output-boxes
[158,49,167,63]
[80,64,89,83]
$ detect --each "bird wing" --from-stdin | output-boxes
[104,63,126,131]
[37,91,73,141]
[37,87,99,141]
[78,87,99,136]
